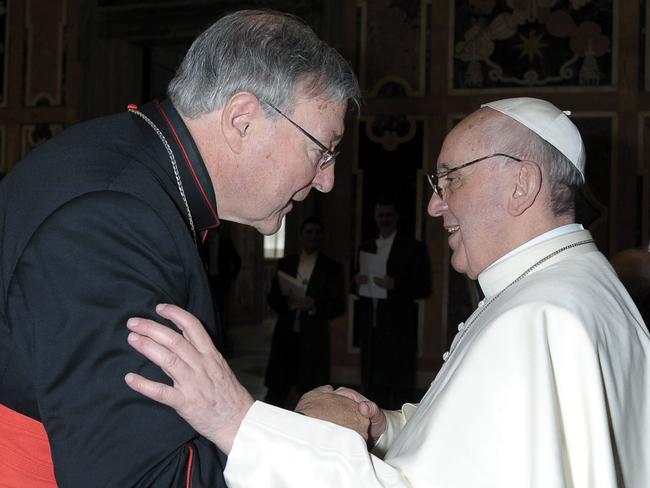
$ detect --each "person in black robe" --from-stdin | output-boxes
[0,9,359,486]
[353,198,432,409]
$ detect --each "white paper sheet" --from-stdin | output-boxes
[277,270,305,298]
[358,251,387,299]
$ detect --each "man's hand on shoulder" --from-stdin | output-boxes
[124,304,254,454]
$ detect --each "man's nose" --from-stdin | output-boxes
[427,192,447,217]
[313,163,335,193]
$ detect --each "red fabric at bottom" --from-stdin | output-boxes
[0,403,57,487]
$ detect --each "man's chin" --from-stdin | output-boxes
[450,252,469,278]
[256,212,288,235]
[253,202,295,235]
[256,220,282,236]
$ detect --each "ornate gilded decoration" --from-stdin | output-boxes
[452,0,614,90]
[364,114,418,151]
[572,114,613,254]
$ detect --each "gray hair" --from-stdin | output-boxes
[168,10,361,118]
[480,111,584,217]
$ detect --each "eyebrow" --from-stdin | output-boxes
[436,162,454,174]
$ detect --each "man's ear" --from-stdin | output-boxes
[221,92,263,154]
[508,160,542,216]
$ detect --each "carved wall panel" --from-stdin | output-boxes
[643,0,646,90]
[640,0,650,112]
[451,0,615,92]
[0,0,79,173]
[354,115,428,242]
[21,123,63,158]
[637,113,650,246]
[24,0,67,106]
[0,1,7,107]
[572,114,614,254]
[357,0,432,97]
[0,125,4,173]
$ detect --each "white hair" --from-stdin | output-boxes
[168,10,361,119]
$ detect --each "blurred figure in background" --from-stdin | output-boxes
[264,216,345,408]
[353,197,432,409]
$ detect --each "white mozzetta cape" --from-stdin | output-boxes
[226,229,650,488]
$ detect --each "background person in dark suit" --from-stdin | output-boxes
[353,197,432,409]
[265,216,345,408]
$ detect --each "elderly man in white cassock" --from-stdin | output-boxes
[124,97,650,488]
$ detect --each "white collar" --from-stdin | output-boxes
[488,223,584,269]
[300,250,319,262]
[478,228,596,298]
[377,231,397,243]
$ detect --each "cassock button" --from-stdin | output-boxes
[442,351,450,361]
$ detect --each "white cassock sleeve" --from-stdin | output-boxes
[225,303,645,487]
[224,401,412,488]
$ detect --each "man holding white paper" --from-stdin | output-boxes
[358,250,387,299]
[353,198,432,409]
[264,217,345,408]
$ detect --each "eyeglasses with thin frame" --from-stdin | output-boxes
[427,152,522,199]
[264,101,340,170]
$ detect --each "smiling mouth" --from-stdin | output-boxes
[446,225,460,235]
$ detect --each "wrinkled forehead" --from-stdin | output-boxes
[292,85,347,116]
[437,109,502,169]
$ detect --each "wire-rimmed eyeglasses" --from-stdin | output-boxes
[427,152,522,199]
[264,101,340,170]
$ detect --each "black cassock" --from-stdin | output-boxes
[0,99,228,487]
[265,252,345,404]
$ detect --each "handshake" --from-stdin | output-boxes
[124,303,386,454]
[294,385,386,446]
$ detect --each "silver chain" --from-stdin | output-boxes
[129,108,197,244]
[444,238,594,361]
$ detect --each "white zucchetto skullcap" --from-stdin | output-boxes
[481,97,586,178]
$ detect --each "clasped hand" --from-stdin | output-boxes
[296,386,386,447]
[124,304,386,453]
[355,273,395,290]
[288,293,314,312]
